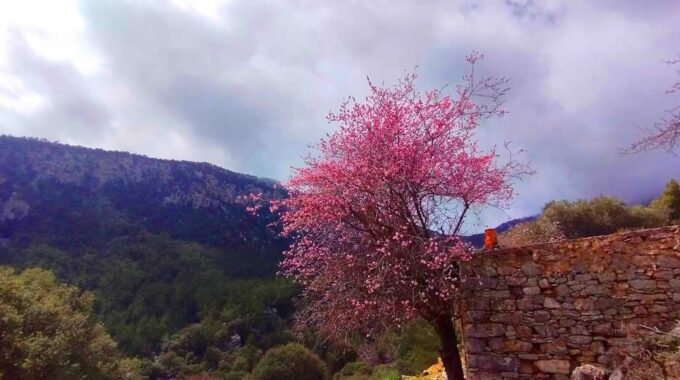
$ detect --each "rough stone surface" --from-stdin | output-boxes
[570,364,606,380]
[460,226,680,380]
[534,360,571,374]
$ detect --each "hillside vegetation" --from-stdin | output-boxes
[0,136,294,377]
[499,185,680,247]
[0,266,142,379]
[1,136,678,379]
[0,136,439,379]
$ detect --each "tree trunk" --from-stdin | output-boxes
[435,313,465,380]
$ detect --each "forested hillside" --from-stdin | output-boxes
[0,136,291,359]
[0,135,285,251]
[0,136,445,379]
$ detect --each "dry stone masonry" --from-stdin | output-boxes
[459,225,680,379]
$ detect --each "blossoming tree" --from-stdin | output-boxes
[254,54,531,380]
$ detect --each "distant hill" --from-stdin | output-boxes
[0,135,285,254]
[0,135,290,354]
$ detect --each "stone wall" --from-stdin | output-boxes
[459,225,680,379]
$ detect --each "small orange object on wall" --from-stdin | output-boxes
[484,228,498,249]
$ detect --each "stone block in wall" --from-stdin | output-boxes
[597,272,616,282]
[490,299,516,311]
[498,266,520,276]
[465,338,487,354]
[505,276,528,286]
[469,297,490,310]
[521,262,543,276]
[465,323,506,338]
[490,311,522,324]
[583,285,607,295]
[591,323,613,336]
[534,310,551,323]
[657,255,680,268]
[487,338,533,353]
[467,354,520,372]
[652,270,674,280]
[480,290,511,298]
[593,297,625,310]
[567,335,593,346]
[534,359,570,374]
[544,260,571,273]
[466,310,491,323]
[516,297,539,311]
[534,325,559,338]
[540,339,568,356]
[515,326,532,339]
[628,279,656,289]
[522,286,541,295]
[544,298,561,308]
[554,284,570,297]
[669,278,680,288]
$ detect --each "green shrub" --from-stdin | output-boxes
[0,267,141,380]
[369,364,400,380]
[500,192,674,248]
[628,205,669,229]
[252,343,327,380]
[544,196,630,238]
[396,320,440,375]
[334,361,372,379]
[651,179,680,224]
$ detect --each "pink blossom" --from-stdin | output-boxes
[272,55,530,349]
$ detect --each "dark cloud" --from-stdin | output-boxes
[1,0,679,229]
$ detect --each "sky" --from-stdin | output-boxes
[0,0,679,231]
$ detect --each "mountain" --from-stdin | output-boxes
[0,135,291,355]
[0,135,285,252]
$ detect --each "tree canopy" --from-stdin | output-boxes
[265,53,531,380]
[251,343,327,380]
[651,179,680,224]
[541,196,667,239]
[0,267,141,380]
[499,188,676,247]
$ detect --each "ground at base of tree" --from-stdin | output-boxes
[402,359,446,380]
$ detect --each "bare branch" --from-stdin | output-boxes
[623,58,680,154]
